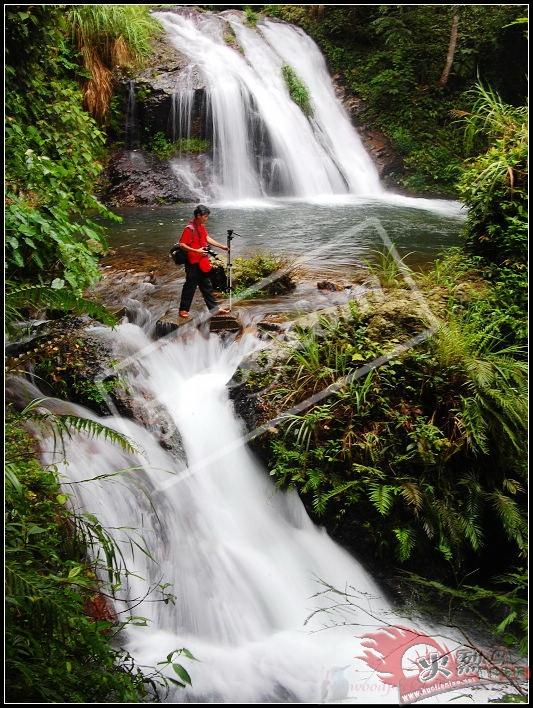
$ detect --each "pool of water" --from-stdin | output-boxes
[99,194,466,276]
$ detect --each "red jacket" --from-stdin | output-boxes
[179,220,208,265]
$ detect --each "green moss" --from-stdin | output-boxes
[281,64,312,117]
[223,21,244,54]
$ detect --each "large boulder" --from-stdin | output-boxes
[104,148,211,205]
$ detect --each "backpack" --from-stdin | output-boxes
[169,243,188,266]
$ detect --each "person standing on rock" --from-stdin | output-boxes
[178,204,230,319]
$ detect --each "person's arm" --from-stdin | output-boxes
[207,236,229,251]
[179,227,205,254]
[180,242,206,254]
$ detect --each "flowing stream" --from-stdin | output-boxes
[12,322,508,703]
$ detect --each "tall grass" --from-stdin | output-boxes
[364,247,414,288]
[456,82,528,155]
[68,6,161,120]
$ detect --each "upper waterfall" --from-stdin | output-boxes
[152,9,382,202]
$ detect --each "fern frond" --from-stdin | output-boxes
[368,483,397,515]
[399,482,423,512]
[22,409,139,456]
[5,282,117,331]
[393,527,416,561]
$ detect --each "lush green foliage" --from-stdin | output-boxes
[149,132,211,159]
[5,414,181,702]
[5,283,117,338]
[254,229,527,645]
[264,285,526,568]
[69,5,162,120]
[232,252,296,297]
[405,570,528,658]
[244,6,259,28]
[263,5,527,195]
[458,84,527,268]
[69,5,160,63]
[5,6,119,302]
[282,65,313,117]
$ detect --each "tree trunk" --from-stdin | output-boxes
[438,13,459,87]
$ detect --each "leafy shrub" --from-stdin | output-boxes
[149,132,210,160]
[282,65,313,117]
[5,417,145,701]
[244,6,259,28]
[5,7,120,297]
[262,260,526,589]
[458,85,527,266]
[231,252,296,297]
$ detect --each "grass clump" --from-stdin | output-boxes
[244,6,259,28]
[223,21,244,54]
[149,132,210,160]
[231,251,296,298]
[282,65,313,117]
[68,5,162,120]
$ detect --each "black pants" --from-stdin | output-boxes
[179,262,218,312]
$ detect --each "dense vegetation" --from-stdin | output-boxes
[5,6,159,312]
[282,65,313,117]
[263,5,527,196]
[250,82,527,652]
[4,6,170,702]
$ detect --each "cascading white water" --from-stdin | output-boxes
[169,65,196,145]
[125,79,139,150]
[17,323,509,703]
[153,9,382,201]
[30,324,393,701]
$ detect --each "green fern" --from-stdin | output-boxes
[19,400,139,457]
[393,527,416,561]
[313,480,362,516]
[368,482,397,515]
[6,282,117,334]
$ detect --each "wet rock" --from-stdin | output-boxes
[10,315,187,457]
[264,273,297,296]
[257,321,284,333]
[103,149,211,206]
[317,280,343,291]
[155,314,181,338]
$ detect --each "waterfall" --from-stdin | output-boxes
[125,79,139,150]
[20,324,390,701]
[11,323,508,702]
[169,65,196,146]
[153,10,382,202]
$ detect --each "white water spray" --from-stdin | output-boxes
[31,325,392,701]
